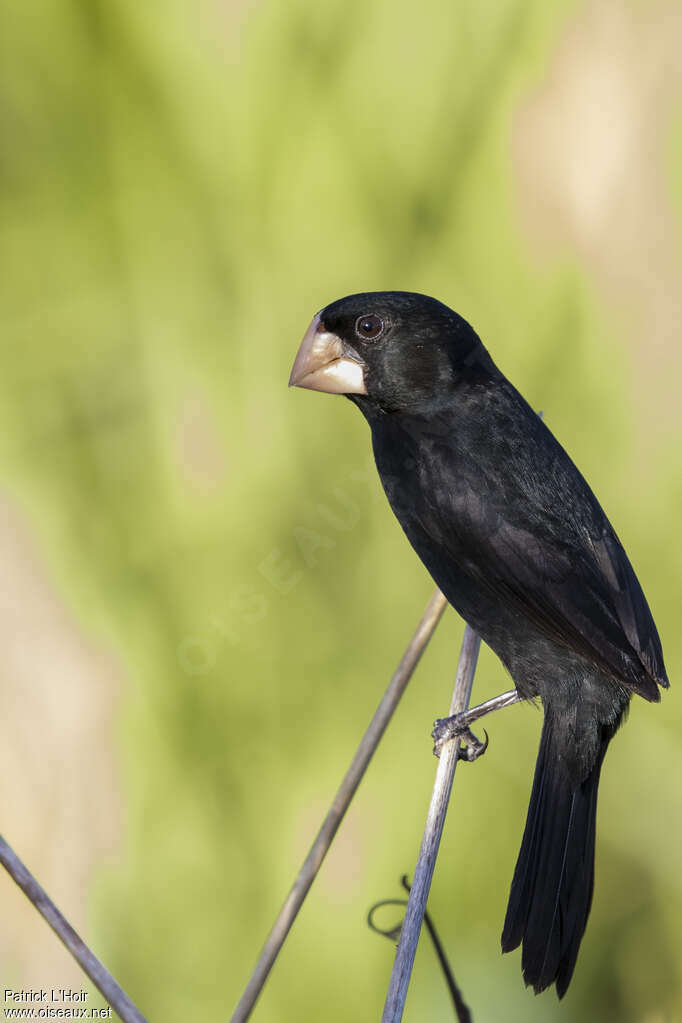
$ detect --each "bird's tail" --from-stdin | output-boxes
[501,716,607,998]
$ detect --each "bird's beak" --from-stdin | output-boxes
[289,314,367,395]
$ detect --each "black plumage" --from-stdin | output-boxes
[289,291,668,997]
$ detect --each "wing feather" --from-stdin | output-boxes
[441,462,667,701]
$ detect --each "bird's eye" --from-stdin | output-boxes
[355,314,384,341]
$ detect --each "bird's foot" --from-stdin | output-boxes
[432,716,489,762]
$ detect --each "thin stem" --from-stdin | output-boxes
[381,624,481,1023]
[400,876,472,1023]
[0,834,148,1023]
[230,588,448,1023]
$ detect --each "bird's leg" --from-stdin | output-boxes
[432,689,521,759]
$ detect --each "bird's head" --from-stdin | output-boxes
[289,291,488,415]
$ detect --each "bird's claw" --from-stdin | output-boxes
[457,727,488,762]
[432,714,489,762]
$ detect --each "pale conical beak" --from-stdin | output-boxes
[289,314,367,395]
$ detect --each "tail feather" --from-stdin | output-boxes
[501,719,605,998]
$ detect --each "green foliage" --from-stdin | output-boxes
[0,1,680,1020]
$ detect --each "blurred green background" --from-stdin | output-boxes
[0,0,680,1020]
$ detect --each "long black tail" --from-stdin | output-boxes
[501,717,607,998]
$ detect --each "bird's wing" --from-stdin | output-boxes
[440,462,668,702]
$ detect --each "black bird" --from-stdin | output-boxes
[289,291,668,998]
